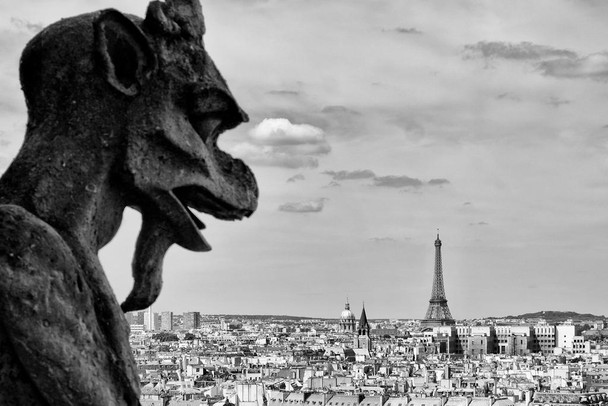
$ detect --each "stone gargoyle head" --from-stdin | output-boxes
[12,0,258,311]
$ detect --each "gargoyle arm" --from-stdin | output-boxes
[0,205,139,406]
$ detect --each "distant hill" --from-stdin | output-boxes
[206,311,606,323]
[212,314,321,321]
[210,314,391,322]
[499,311,606,322]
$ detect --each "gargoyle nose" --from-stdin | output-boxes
[238,107,249,124]
[222,105,248,130]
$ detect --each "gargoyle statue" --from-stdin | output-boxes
[0,0,258,404]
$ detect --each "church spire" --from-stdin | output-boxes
[355,303,372,352]
[358,304,370,336]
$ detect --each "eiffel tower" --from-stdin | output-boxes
[421,233,455,328]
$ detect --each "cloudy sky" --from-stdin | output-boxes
[2,0,608,319]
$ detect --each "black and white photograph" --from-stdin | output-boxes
[1,0,608,404]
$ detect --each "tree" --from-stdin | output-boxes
[152,332,179,342]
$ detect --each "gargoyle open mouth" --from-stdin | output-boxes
[173,185,254,223]
[121,183,257,313]
[169,184,255,251]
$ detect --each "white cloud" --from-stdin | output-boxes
[464,41,608,82]
[373,175,423,188]
[286,173,305,183]
[369,236,398,243]
[10,17,44,34]
[231,143,320,169]
[231,118,330,169]
[428,178,450,186]
[278,198,327,213]
[464,41,576,61]
[249,118,327,146]
[322,169,375,180]
[321,105,361,115]
[391,27,422,35]
[469,221,489,226]
[539,52,608,81]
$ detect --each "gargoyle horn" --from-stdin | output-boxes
[144,0,205,38]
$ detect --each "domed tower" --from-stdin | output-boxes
[339,299,356,333]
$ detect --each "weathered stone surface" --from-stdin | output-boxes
[0,1,257,404]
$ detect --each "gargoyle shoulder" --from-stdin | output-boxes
[0,204,78,274]
[0,204,134,405]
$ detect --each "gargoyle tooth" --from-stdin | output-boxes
[185,206,205,229]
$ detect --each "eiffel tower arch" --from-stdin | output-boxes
[421,233,455,328]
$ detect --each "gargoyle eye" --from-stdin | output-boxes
[186,89,229,144]
[187,87,246,134]
[189,88,232,117]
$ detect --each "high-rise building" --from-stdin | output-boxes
[183,311,201,330]
[421,233,455,328]
[154,313,161,331]
[124,312,135,325]
[339,299,356,333]
[161,311,174,331]
[533,323,556,354]
[135,311,144,325]
[144,306,155,331]
[125,311,145,325]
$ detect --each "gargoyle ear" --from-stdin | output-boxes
[94,9,157,96]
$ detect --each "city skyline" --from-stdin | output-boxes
[126,309,606,322]
[1,0,607,319]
